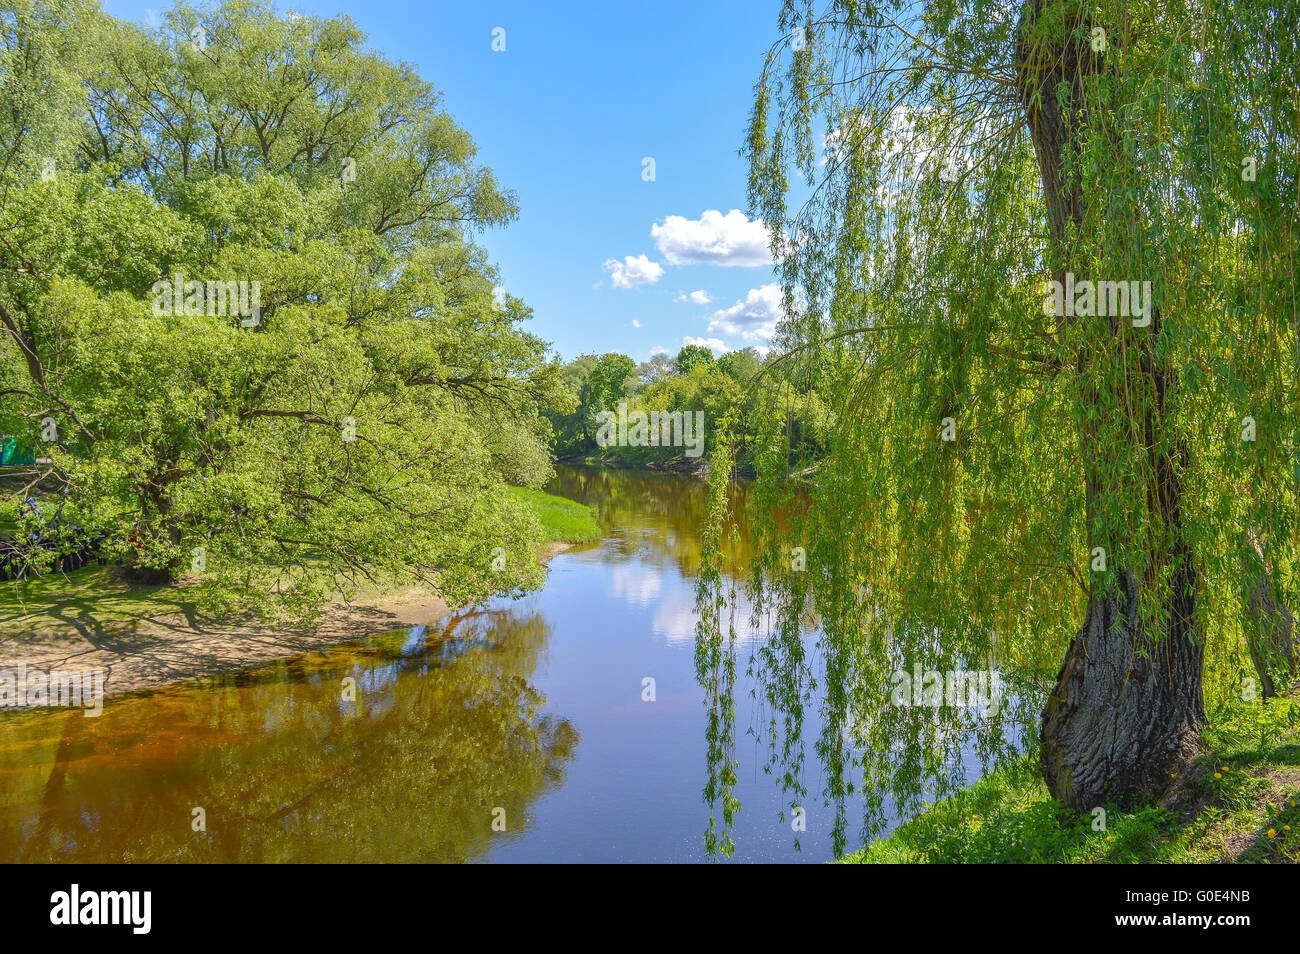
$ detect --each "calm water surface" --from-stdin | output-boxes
[0,464,952,863]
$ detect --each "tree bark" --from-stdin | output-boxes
[1016,0,1206,811]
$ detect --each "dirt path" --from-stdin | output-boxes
[0,542,573,698]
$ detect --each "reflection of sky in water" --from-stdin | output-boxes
[0,464,1018,863]
[608,557,776,647]
[480,469,896,862]
[609,557,702,645]
[608,562,664,607]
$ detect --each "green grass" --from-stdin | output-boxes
[2,489,598,637]
[0,565,193,639]
[843,691,1300,863]
[509,486,601,544]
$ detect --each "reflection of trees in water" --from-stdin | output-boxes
[701,579,1039,857]
[549,463,752,579]
[553,464,1027,858]
[0,606,577,862]
[691,462,1039,859]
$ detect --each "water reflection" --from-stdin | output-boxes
[0,608,576,862]
[547,465,753,580]
[0,463,1026,862]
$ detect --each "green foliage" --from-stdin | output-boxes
[674,344,715,376]
[715,348,760,384]
[549,345,825,469]
[695,0,1299,854]
[632,352,675,394]
[846,692,1300,864]
[580,352,636,442]
[0,0,571,616]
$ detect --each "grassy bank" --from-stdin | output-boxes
[844,690,1300,863]
[0,487,602,697]
[2,487,599,635]
[507,486,600,543]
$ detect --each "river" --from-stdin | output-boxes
[0,463,997,862]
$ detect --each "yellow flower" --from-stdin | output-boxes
[1220,766,1229,772]
[1285,825,1292,832]
[1267,829,1277,839]
[1214,772,1222,779]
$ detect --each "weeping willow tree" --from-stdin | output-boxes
[697,0,1298,855]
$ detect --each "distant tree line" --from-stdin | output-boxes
[547,344,828,472]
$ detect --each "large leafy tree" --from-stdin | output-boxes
[674,343,716,376]
[698,0,1298,853]
[579,352,636,440]
[1,0,571,615]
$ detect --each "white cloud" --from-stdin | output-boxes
[650,345,669,356]
[610,565,664,607]
[824,105,977,183]
[630,319,642,328]
[706,283,784,343]
[652,210,773,267]
[674,289,713,305]
[683,335,731,354]
[603,254,664,289]
[820,113,870,167]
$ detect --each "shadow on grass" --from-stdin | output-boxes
[0,566,424,691]
[1225,794,1300,863]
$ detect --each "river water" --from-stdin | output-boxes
[0,463,975,863]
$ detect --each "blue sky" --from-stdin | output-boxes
[101,0,792,364]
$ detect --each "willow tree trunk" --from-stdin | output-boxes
[1016,0,1205,812]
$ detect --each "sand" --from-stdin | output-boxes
[0,541,573,698]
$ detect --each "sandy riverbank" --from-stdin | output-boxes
[0,541,573,698]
